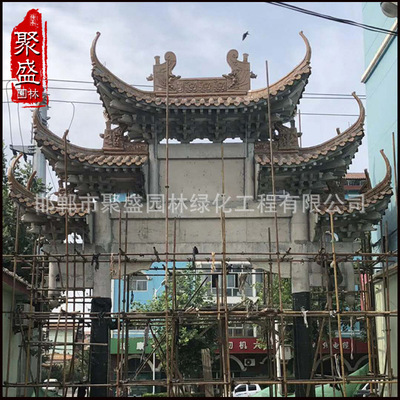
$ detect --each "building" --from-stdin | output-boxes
[2,268,39,397]
[362,2,398,396]
[343,172,367,198]
[5,30,394,397]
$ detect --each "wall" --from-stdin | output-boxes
[373,265,398,396]
[362,2,398,251]
[2,284,38,397]
[362,3,397,396]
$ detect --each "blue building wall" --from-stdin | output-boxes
[362,3,397,251]
[111,262,187,337]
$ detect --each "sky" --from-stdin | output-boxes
[3,1,371,187]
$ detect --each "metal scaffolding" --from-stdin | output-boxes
[2,65,398,399]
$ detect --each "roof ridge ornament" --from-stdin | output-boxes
[149,48,254,94]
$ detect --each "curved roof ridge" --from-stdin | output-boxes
[7,154,90,217]
[248,31,311,98]
[7,153,36,202]
[91,32,150,100]
[362,149,392,201]
[298,92,364,154]
[316,149,392,216]
[91,31,311,105]
[255,93,364,166]
[33,109,104,155]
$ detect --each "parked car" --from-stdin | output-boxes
[42,379,60,393]
[233,384,261,397]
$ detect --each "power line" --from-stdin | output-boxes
[3,81,367,98]
[5,81,14,146]
[68,102,76,132]
[2,78,153,88]
[16,104,25,149]
[1,100,364,117]
[266,2,398,36]
[2,86,366,100]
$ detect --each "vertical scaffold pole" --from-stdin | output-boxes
[265,60,288,397]
[164,59,172,397]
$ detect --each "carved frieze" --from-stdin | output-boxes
[149,49,255,94]
[274,122,299,150]
[101,120,148,154]
[254,122,299,156]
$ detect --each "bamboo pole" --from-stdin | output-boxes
[164,58,172,397]
[24,237,38,397]
[62,129,70,397]
[265,59,287,397]
[5,205,21,398]
[383,222,393,396]
[329,213,347,396]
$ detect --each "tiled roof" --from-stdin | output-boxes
[255,92,364,166]
[91,31,311,107]
[316,150,392,216]
[33,111,148,167]
[345,173,366,179]
[7,154,90,218]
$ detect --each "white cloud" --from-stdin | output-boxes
[3,2,370,174]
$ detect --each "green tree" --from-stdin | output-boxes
[131,268,218,379]
[2,144,51,279]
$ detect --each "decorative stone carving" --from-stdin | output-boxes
[101,121,148,154]
[151,52,181,92]
[254,141,278,155]
[150,49,254,94]
[274,121,299,150]
[223,50,252,91]
[325,179,346,203]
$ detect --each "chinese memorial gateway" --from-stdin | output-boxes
[6,32,394,397]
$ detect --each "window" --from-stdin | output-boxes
[210,263,253,297]
[228,323,255,337]
[248,385,257,391]
[131,279,148,291]
[235,385,246,393]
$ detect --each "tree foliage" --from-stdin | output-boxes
[131,268,218,378]
[2,144,50,279]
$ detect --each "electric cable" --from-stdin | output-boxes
[266,2,398,36]
[5,80,14,146]
[16,103,25,150]
[68,102,76,132]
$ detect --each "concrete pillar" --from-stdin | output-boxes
[292,290,315,397]
[89,297,112,397]
[245,142,255,199]
[292,201,309,242]
[93,266,111,299]
[33,95,48,193]
[342,262,355,307]
[292,202,314,397]
[149,143,159,195]
[90,247,112,397]
[48,262,61,309]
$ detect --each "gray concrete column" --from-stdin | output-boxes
[48,262,61,308]
[291,261,310,294]
[93,264,111,299]
[292,200,309,242]
[149,143,159,195]
[342,262,355,307]
[245,142,255,199]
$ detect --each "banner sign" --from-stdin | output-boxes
[10,9,48,107]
